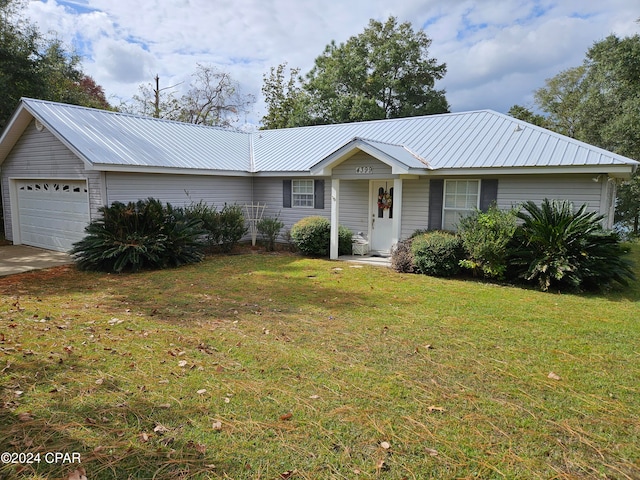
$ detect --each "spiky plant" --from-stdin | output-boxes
[71,198,206,273]
[510,199,635,291]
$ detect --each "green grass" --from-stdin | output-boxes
[0,246,638,479]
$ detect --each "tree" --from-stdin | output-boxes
[122,75,182,120]
[507,105,548,128]
[510,34,640,236]
[262,16,449,127]
[0,0,44,127]
[615,174,640,237]
[260,63,309,129]
[124,64,254,128]
[533,66,586,137]
[0,0,111,128]
[177,63,255,128]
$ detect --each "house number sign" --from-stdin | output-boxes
[355,166,373,174]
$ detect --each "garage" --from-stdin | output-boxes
[15,179,89,252]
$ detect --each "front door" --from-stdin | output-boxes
[370,180,394,253]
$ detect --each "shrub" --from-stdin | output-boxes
[291,216,352,256]
[411,231,464,277]
[182,201,247,252]
[217,204,248,252]
[510,199,635,291]
[391,238,415,273]
[338,225,353,255]
[257,215,285,251]
[71,198,206,273]
[457,205,518,279]
[183,200,219,248]
[291,216,330,256]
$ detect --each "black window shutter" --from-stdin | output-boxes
[479,179,499,211]
[283,180,292,208]
[428,179,444,230]
[314,179,325,209]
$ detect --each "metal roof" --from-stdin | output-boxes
[1,98,637,175]
[15,98,251,173]
[253,110,639,172]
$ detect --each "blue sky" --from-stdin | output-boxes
[24,0,640,128]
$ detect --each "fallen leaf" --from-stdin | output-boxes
[158,403,172,409]
[280,470,297,479]
[67,468,87,480]
[95,378,104,385]
[178,360,188,367]
[548,372,561,381]
[375,459,386,473]
[187,440,207,454]
[212,420,223,431]
[224,397,231,403]
[154,423,170,434]
[428,405,445,413]
[18,412,34,422]
[309,394,320,399]
[425,447,439,456]
[279,412,293,421]
[380,441,391,450]
[197,389,207,395]
[139,432,150,443]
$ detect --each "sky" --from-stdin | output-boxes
[22,0,640,129]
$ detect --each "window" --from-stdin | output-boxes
[442,180,479,230]
[292,179,314,207]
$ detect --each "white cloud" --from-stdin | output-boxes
[22,0,640,125]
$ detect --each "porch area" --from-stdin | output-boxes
[337,253,391,267]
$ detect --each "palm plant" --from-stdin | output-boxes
[71,198,206,273]
[510,199,635,291]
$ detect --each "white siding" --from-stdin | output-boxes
[401,179,430,238]
[338,180,369,234]
[1,121,102,242]
[496,175,605,214]
[252,177,330,232]
[104,172,252,208]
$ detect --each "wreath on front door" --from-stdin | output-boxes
[378,190,392,210]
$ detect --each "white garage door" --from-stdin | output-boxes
[16,179,90,252]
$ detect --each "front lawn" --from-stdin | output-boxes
[0,246,638,479]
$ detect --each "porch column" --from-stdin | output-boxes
[391,178,403,247]
[330,178,340,259]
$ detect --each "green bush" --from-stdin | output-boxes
[291,216,352,256]
[411,231,464,277]
[458,205,518,279]
[71,198,206,273]
[217,204,248,252]
[257,215,285,251]
[510,199,635,291]
[182,201,247,252]
[183,200,219,248]
[338,225,353,255]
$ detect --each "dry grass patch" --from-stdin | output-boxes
[0,248,638,479]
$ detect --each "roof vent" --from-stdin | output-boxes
[514,124,523,133]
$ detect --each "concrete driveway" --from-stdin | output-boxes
[0,245,73,277]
